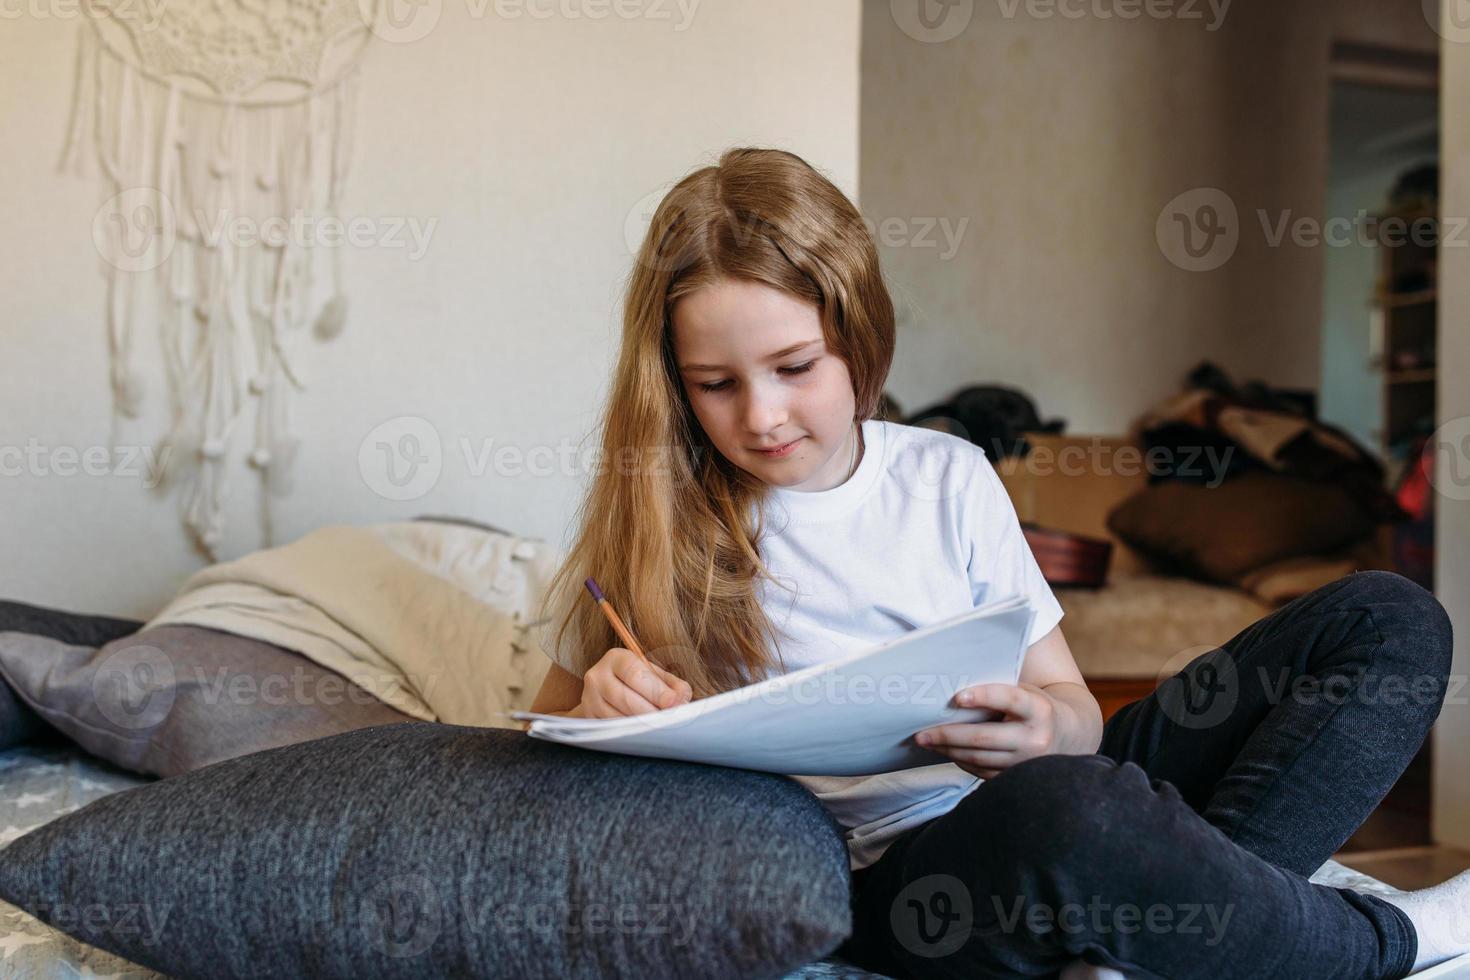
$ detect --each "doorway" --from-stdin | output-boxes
[1321,42,1442,861]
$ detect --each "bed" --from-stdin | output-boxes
[4,742,1469,979]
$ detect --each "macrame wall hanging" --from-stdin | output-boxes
[58,0,377,559]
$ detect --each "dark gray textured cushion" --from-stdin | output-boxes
[0,600,142,750]
[0,722,853,979]
[0,625,416,777]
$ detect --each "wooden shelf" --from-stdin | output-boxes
[1372,203,1438,226]
[1374,288,1437,309]
[1375,205,1438,464]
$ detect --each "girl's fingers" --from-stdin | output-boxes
[603,681,664,716]
[616,658,682,709]
[928,746,1017,770]
[957,683,1033,717]
[649,663,693,703]
[919,721,1029,752]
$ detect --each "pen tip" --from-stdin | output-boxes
[584,577,604,602]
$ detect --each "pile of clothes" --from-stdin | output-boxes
[1104,363,1402,599]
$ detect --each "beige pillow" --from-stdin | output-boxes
[1236,556,1362,605]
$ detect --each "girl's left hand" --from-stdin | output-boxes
[914,682,1062,779]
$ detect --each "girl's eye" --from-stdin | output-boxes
[697,361,816,394]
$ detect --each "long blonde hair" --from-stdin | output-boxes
[534,147,895,698]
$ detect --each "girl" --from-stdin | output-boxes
[528,146,1463,979]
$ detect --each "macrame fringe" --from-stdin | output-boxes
[60,14,367,561]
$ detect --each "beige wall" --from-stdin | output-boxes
[0,0,861,617]
[1433,6,1469,850]
[861,0,1437,430]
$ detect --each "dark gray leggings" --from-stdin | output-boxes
[838,571,1453,979]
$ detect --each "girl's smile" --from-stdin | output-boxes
[751,436,804,458]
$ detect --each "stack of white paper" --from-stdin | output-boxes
[511,595,1036,776]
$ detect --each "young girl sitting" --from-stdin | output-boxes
[528,146,1463,979]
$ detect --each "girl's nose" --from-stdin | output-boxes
[741,387,788,435]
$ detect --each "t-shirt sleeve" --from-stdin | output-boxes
[961,452,1065,647]
[530,616,585,678]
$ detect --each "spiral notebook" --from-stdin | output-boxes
[510,595,1036,777]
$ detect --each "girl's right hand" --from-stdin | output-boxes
[576,647,694,718]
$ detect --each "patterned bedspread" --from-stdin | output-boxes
[2,743,1465,980]
[0,744,163,979]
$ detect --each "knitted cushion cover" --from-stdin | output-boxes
[0,722,853,980]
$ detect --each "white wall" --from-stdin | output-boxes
[0,1,862,618]
[1433,6,1470,851]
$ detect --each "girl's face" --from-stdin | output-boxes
[671,278,859,492]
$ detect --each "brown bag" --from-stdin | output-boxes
[1021,524,1113,588]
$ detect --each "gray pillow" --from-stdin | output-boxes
[0,674,40,750]
[0,625,415,777]
[0,600,143,750]
[0,722,852,979]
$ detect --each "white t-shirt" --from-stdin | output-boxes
[542,418,1064,871]
[753,418,1064,870]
